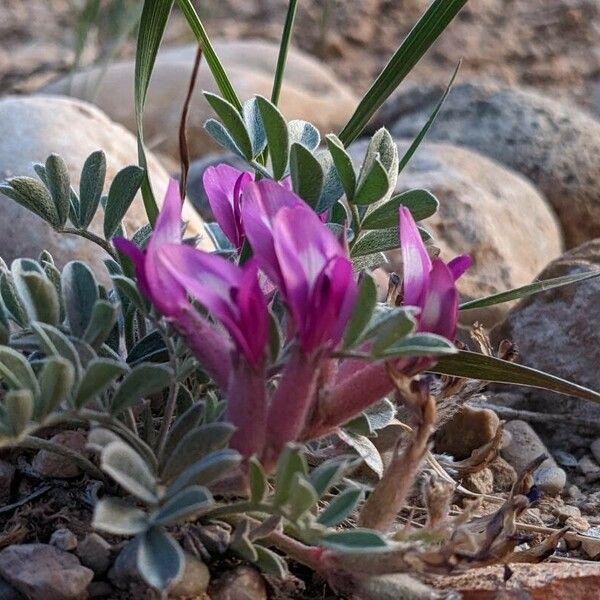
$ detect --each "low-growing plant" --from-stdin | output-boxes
[1,0,600,596]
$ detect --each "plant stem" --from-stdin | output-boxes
[271,0,299,106]
[21,434,107,483]
[59,227,118,261]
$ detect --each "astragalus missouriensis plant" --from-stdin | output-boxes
[1,0,600,596]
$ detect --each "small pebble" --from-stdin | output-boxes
[0,460,15,505]
[555,504,581,523]
[49,528,78,552]
[462,468,494,495]
[76,533,112,576]
[32,431,87,479]
[590,438,600,464]
[578,455,600,482]
[170,553,210,598]
[553,450,578,468]
[209,566,267,600]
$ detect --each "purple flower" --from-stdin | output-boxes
[242,180,357,353]
[399,206,471,340]
[203,164,254,250]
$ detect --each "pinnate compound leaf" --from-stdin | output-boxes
[2,177,59,227]
[101,441,158,503]
[376,333,457,358]
[79,150,107,228]
[249,457,268,503]
[44,154,71,227]
[36,356,75,419]
[351,227,400,257]
[74,358,129,409]
[326,134,356,201]
[4,389,33,436]
[11,260,60,326]
[0,271,28,326]
[205,93,253,160]
[288,120,320,151]
[309,458,349,498]
[0,346,39,395]
[93,497,149,535]
[321,529,389,552]
[154,486,213,526]
[110,363,172,415]
[361,189,439,230]
[103,165,145,239]
[343,272,378,349]
[274,446,308,507]
[83,299,119,348]
[289,143,323,209]
[256,95,289,180]
[353,158,389,206]
[317,487,363,527]
[243,97,267,157]
[62,261,99,338]
[137,527,184,592]
[287,474,318,521]
[204,119,245,158]
[254,545,288,578]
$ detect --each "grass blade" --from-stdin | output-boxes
[176,0,242,111]
[338,0,468,147]
[271,0,299,106]
[459,270,600,311]
[135,0,175,225]
[431,350,600,404]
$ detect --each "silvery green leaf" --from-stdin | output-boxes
[337,430,383,478]
[0,346,39,395]
[249,457,268,503]
[2,177,59,227]
[167,449,242,497]
[0,301,8,345]
[375,333,457,359]
[31,322,82,378]
[93,497,149,535]
[44,154,71,227]
[137,527,185,591]
[62,261,99,338]
[12,259,60,325]
[36,356,75,419]
[0,271,28,326]
[69,189,82,229]
[101,441,158,503]
[39,256,64,321]
[289,142,323,209]
[4,389,33,435]
[325,134,356,202]
[317,486,363,527]
[205,93,253,160]
[74,358,129,409]
[110,363,172,415]
[230,519,258,562]
[315,148,345,213]
[309,457,350,498]
[204,119,245,159]
[83,299,118,348]
[321,529,389,552]
[253,545,288,578]
[362,189,439,230]
[274,446,308,507]
[346,399,396,437]
[350,227,400,257]
[287,473,318,521]
[161,422,235,483]
[243,97,267,157]
[343,272,378,349]
[79,150,106,228]
[153,486,213,526]
[161,402,204,467]
[103,165,145,239]
[353,158,389,206]
[126,330,168,366]
[256,95,289,180]
[365,129,399,179]
[87,427,122,453]
[359,305,417,349]
[288,120,320,151]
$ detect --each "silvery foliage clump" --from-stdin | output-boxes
[0,148,404,592]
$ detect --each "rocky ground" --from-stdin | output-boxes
[2,0,600,598]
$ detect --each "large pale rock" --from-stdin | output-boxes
[388,83,600,247]
[0,544,93,600]
[492,240,600,426]
[43,39,358,161]
[349,140,563,325]
[0,95,212,281]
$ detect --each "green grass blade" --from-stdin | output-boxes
[176,0,242,111]
[338,0,468,147]
[431,350,600,404]
[135,0,175,225]
[397,61,460,173]
[271,0,299,106]
[459,270,600,311]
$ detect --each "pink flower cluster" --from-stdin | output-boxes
[116,165,470,469]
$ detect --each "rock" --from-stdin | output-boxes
[108,540,138,589]
[76,534,112,576]
[501,420,566,495]
[462,468,494,495]
[209,566,267,600]
[0,95,212,282]
[44,39,358,161]
[354,573,441,600]
[492,240,600,429]
[389,83,600,247]
[50,528,78,552]
[0,544,93,600]
[553,450,578,469]
[87,581,114,599]
[578,456,600,482]
[0,577,24,600]
[349,139,563,325]
[0,460,15,505]
[555,504,581,524]
[32,431,87,479]
[591,439,600,464]
[170,553,210,598]
[582,527,600,559]
[432,562,600,599]
[489,457,517,492]
[435,406,500,460]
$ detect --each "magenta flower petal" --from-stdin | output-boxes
[203,164,254,248]
[419,259,459,340]
[113,237,150,298]
[447,254,473,281]
[148,178,183,251]
[399,206,432,307]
